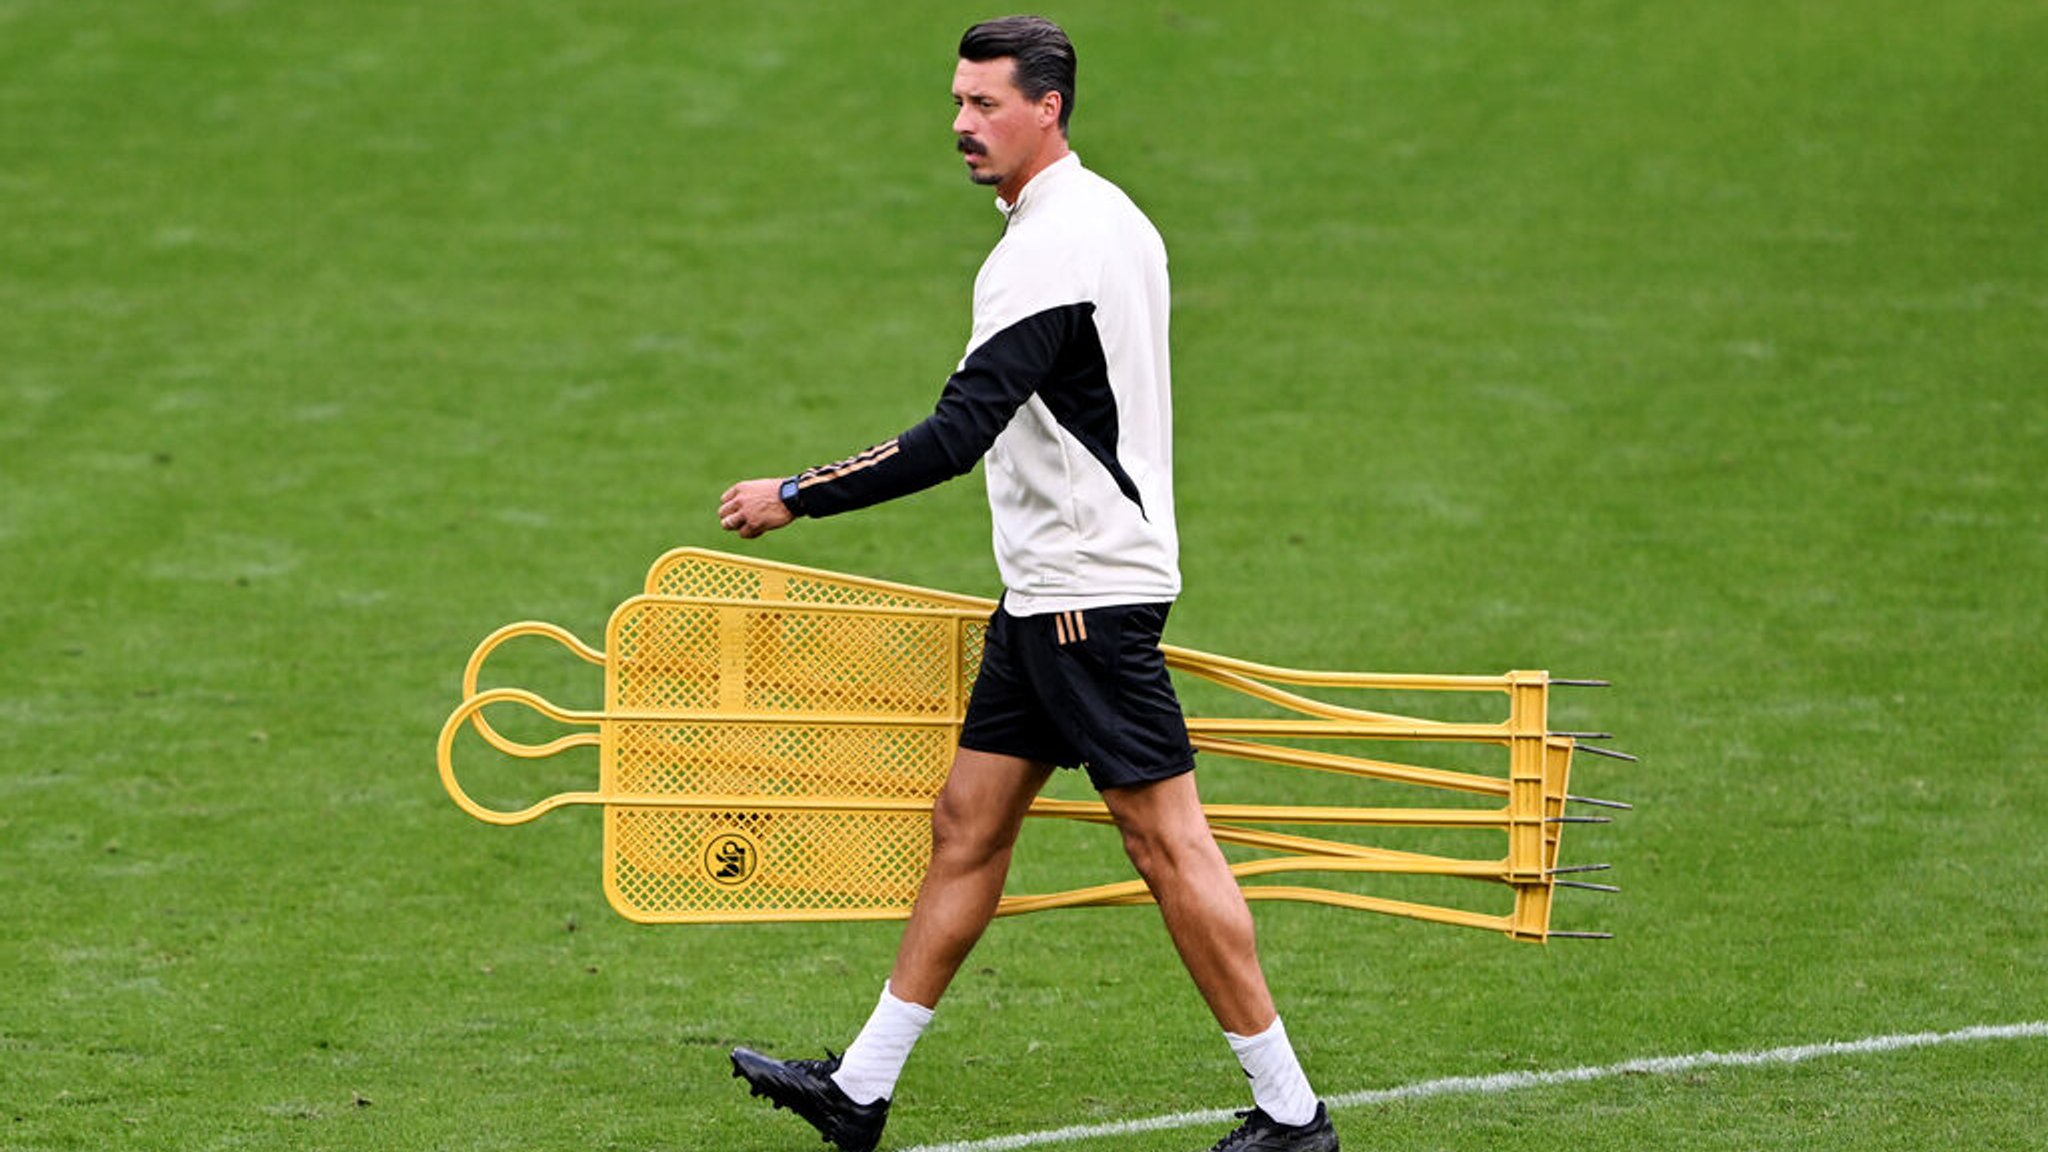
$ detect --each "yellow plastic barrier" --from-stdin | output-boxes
[439,549,1626,941]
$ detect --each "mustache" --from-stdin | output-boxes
[956,135,987,156]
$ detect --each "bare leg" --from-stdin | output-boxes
[886,748,1053,1008]
[1100,771,1276,1035]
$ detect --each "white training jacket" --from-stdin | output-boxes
[788,154,1180,615]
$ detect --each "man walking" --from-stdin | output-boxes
[717,17,1337,1152]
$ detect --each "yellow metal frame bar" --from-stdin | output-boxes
[439,549,1617,941]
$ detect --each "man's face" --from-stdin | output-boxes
[951,56,1054,191]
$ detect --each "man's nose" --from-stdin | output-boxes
[952,107,974,135]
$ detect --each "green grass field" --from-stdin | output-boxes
[4,1,2044,1149]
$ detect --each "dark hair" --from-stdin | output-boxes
[959,15,1076,131]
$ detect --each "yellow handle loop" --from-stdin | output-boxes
[437,687,608,826]
[458,621,606,756]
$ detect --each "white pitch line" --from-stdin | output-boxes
[898,1020,2048,1152]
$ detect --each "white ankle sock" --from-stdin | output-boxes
[1225,1016,1319,1127]
[831,982,935,1105]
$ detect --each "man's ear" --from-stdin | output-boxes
[1040,90,1063,129]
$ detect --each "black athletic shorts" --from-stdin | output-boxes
[958,600,1197,791]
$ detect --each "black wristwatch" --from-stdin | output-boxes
[777,476,806,517]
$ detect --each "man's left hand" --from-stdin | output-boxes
[718,478,795,539]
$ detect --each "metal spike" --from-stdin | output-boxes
[1556,880,1621,893]
[1551,678,1611,688]
[1552,731,1613,740]
[1575,744,1640,763]
[1549,931,1615,940]
[1568,794,1634,810]
[1546,815,1612,825]
[1549,863,1612,876]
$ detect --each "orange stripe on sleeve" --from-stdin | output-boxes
[798,440,902,488]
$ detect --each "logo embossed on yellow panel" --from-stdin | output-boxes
[702,831,759,887]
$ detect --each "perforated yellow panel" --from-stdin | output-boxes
[582,597,981,921]
[438,549,1625,940]
[649,551,768,603]
[602,717,958,919]
[607,598,974,718]
[610,721,956,799]
[608,809,935,922]
[648,549,992,611]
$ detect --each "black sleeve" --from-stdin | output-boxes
[792,303,1093,518]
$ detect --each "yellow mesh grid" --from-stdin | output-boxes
[606,597,976,720]
[608,808,934,921]
[648,548,990,610]
[438,549,1623,941]
[610,721,955,799]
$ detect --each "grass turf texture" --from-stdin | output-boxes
[2,1,2043,1149]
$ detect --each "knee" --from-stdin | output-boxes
[1118,825,1164,879]
[930,793,1012,869]
[1117,822,1213,883]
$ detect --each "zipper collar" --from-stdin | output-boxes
[995,152,1081,223]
